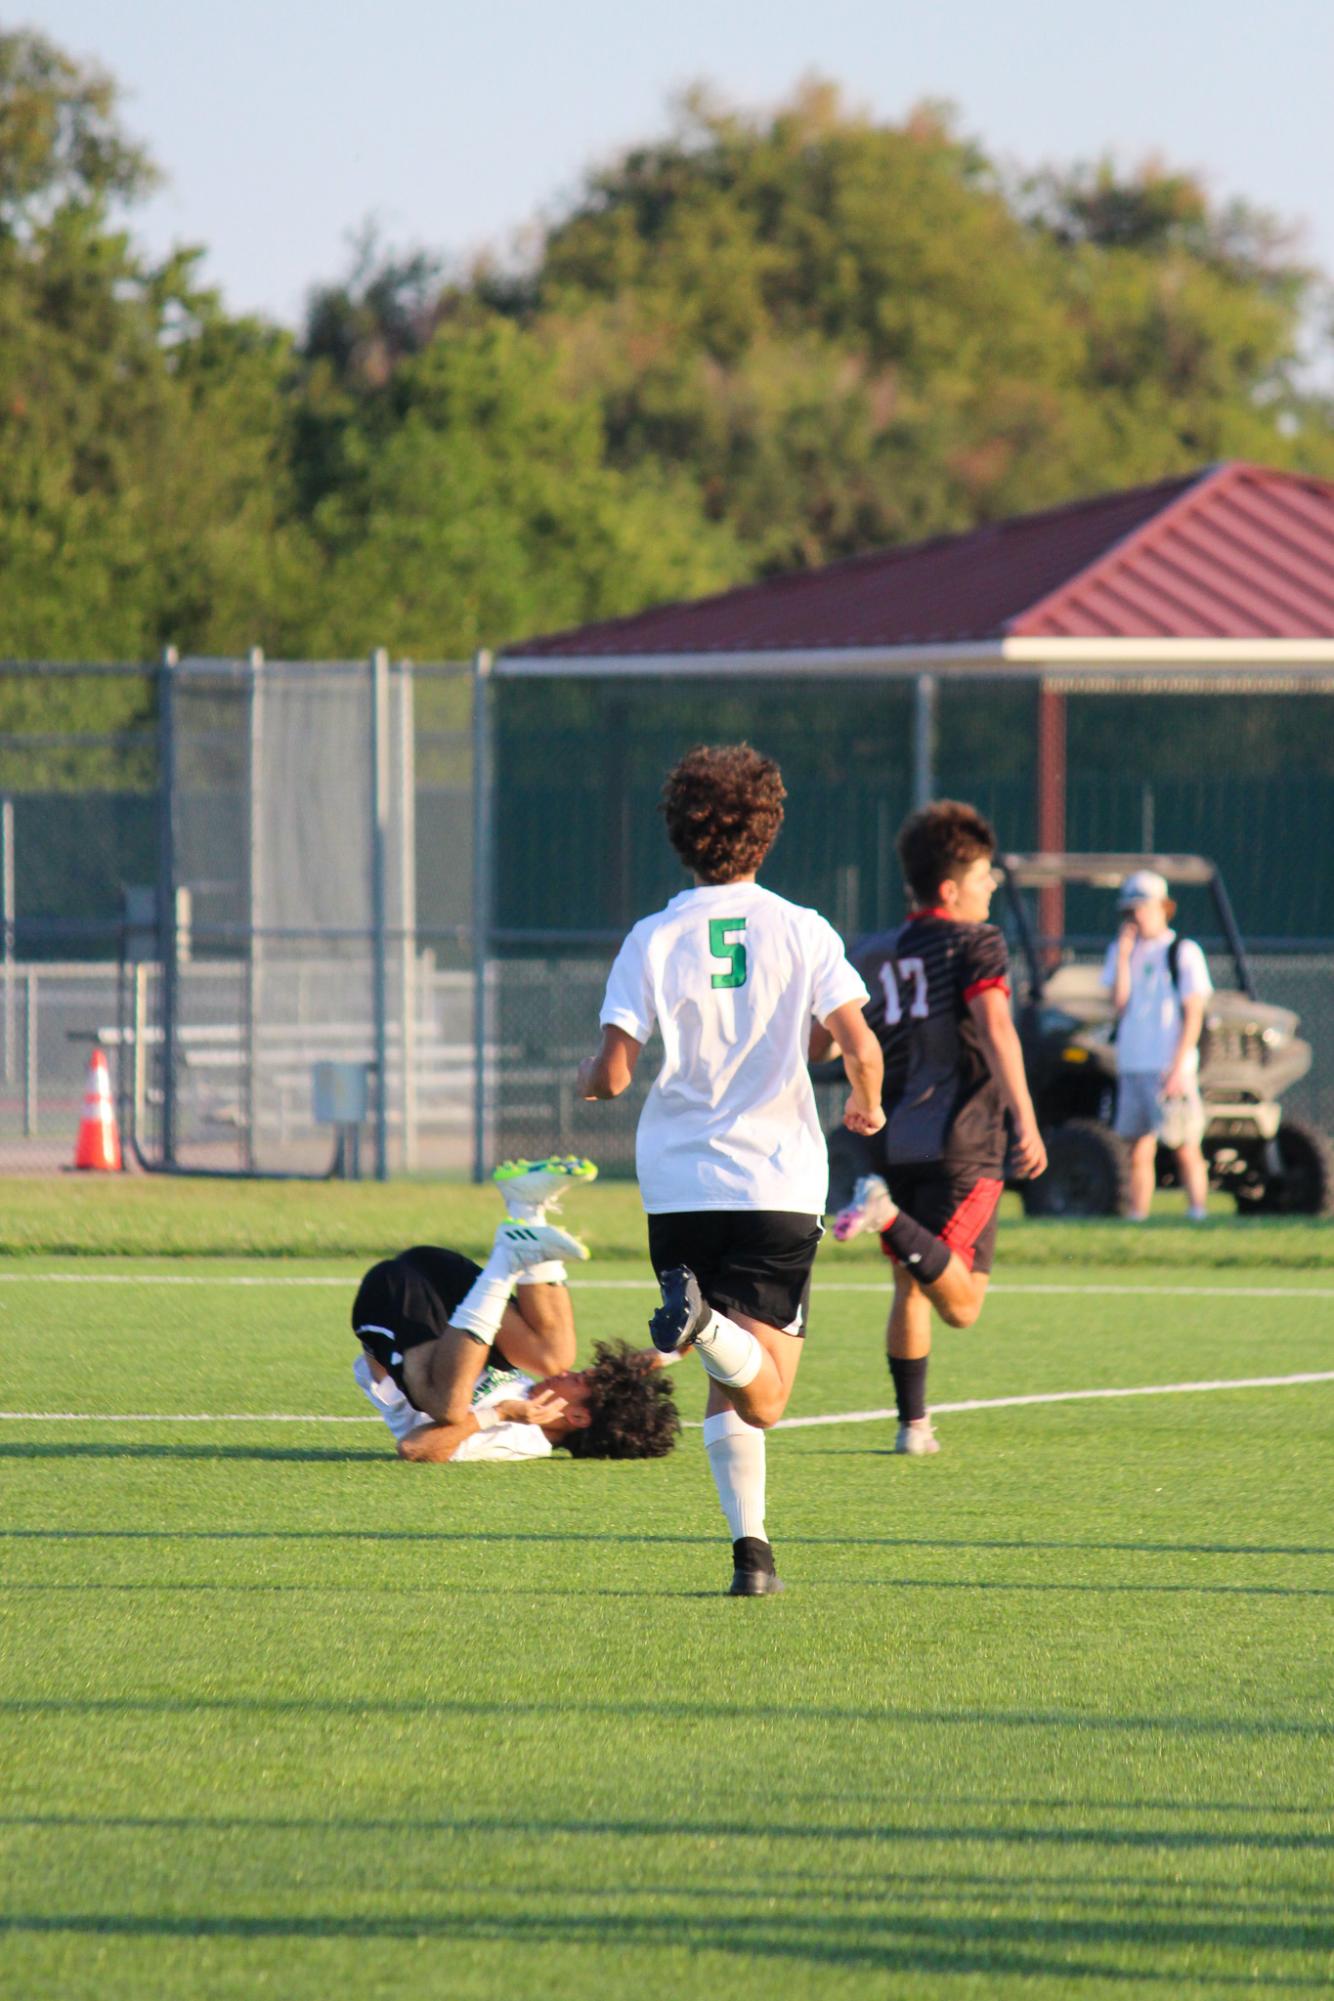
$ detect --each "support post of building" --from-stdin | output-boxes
[912,674,937,810]
[397,663,418,1173]
[244,647,264,1173]
[157,647,179,1166]
[471,648,495,1184]
[1036,681,1067,955]
[369,647,391,1181]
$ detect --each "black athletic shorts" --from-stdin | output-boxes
[646,1211,822,1336]
[350,1245,510,1396]
[884,1166,1004,1277]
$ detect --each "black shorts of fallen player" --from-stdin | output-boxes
[884,1165,1004,1277]
[351,1246,513,1396]
[646,1211,823,1336]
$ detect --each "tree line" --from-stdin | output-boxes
[2,33,1332,667]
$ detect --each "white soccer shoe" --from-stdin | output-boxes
[832,1173,895,1243]
[493,1155,598,1223]
[894,1418,940,1456]
[498,1219,591,1268]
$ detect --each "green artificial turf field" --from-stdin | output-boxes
[2,1186,1332,1997]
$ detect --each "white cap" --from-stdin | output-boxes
[1118,869,1169,907]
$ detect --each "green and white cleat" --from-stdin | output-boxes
[493,1155,598,1222]
[498,1220,591,1267]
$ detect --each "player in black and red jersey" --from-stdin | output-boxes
[826,800,1047,1454]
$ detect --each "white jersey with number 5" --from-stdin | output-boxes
[599,881,868,1214]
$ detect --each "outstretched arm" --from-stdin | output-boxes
[399,1392,568,1463]
[823,998,885,1135]
[398,1411,483,1463]
[968,986,1046,1178]
[577,1025,642,1100]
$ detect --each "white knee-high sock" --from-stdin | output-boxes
[449,1228,515,1344]
[702,1407,768,1542]
[515,1261,567,1287]
[694,1311,763,1389]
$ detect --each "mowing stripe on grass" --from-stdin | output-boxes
[0,1273,1331,1300]
[3,1370,1332,1428]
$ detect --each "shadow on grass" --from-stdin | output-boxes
[1,1899,1330,1983]
[5,1577,1333,1601]
[0,1442,386,1464]
[1,1696,1329,1742]
[12,1821,1332,1916]
[3,1522,1330,1558]
[3,1807,1333,1859]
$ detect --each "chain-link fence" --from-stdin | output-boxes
[0,658,1330,1178]
[0,659,475,1176]
[479,947,1334,1182]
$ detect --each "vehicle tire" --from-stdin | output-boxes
[1021,1119,1133,1218]
[1235,1116,1334,1217]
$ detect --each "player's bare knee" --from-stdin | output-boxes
[734,1387,786,1429]
[939,1297,983,1330]
[534,1330,577,1373]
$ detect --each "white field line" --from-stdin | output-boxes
[771,1371,1334,1430]
[0,1273,1331,1300]
[3,1371,1332,1429]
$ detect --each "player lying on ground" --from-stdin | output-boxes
[352,1158,680,1462]
[829,801,1047,1454]
[577,744,884,1595]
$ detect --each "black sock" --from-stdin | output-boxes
[884,1210,951,1284]
[888,1354,929,1425]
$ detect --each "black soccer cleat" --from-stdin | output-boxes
[649,1264,711,1355]
[728,1536,785,1597]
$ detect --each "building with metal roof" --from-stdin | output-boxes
[502,461,1334,672]
[491,462,1334,948]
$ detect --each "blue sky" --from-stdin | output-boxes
[26,0,1334,327]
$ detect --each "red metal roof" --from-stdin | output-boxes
[506,463,1334,659]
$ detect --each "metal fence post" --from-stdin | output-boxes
[397,662,418,1173]
[471,648,494,1183]
[1036,680,1067,951]
[1,795,13,1085]
[157,647,179,1166]
[23,966,36,1137]
[244,647,265,1172]
[912,674,937,810]
[133,962,149,1145]
[369,648,391,1180]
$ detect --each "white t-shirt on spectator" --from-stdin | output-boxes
[1099,931,1212,1076]
[352,1352,552,1460]
[599,880,869,1215]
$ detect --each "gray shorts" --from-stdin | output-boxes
[1115,1072,1205,1148]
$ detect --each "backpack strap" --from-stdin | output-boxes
[1167,936,1183,992]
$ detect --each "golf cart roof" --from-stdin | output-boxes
[1000,853,1215,890]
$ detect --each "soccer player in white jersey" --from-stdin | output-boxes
[352,1170,679,1463]
[577,744,884,1596]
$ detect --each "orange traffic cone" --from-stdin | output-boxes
[74,1047,122,1171]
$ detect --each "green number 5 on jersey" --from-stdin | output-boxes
[709,918,748,989]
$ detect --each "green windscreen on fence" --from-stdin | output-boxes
[494,679,1334,947]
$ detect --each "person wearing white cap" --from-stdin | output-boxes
[1100,871,1213,1220]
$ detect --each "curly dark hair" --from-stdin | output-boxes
[896,799,998,906]
[660,744,786,884]
[560,1340,681,1461]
